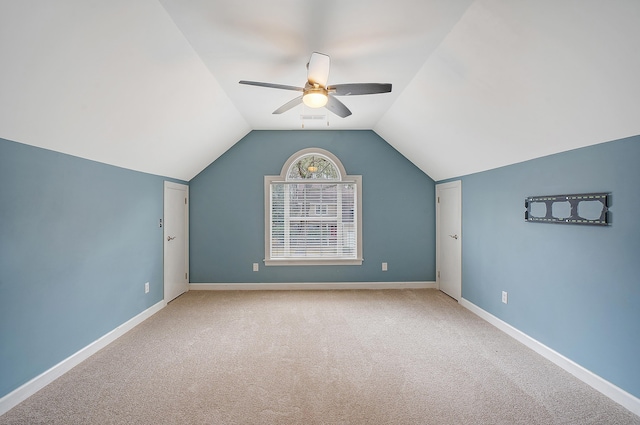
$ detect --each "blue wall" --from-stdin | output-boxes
[5,129,636,403]
[0,138,173,398]
[189,130,436,283]
[453,135,640,398]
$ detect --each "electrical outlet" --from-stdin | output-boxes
[253,263,259,272]
[502,291,508,304]
[382,262,388,271]
[145,282,150,294]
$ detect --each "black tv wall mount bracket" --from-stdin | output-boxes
[525,193,609,226]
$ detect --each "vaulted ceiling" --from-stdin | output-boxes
[1,1,639,181]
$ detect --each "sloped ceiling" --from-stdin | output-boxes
[1,1,639,181]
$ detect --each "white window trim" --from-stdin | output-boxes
[264,148,363,266]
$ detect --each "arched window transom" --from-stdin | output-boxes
[286,154,341,180]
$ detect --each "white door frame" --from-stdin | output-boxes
[436,180,462,300]
[163,181,189,302]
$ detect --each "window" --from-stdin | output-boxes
[264,148,363,266]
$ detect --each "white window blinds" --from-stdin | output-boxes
[270,181,357,260]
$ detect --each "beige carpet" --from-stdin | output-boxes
[1,289,638,424]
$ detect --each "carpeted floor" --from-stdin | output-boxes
[1,289,638,424]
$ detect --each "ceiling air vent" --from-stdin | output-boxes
[300,114,326,120]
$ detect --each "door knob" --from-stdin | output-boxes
[449,234,458,240]
[167,236,176,241]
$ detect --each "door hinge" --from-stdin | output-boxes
[437,271,440,279]
[185,272,188,280]
[437,196,440,203]
[184,198,187,205]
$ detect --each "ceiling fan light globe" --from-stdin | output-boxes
[303,92,328,108]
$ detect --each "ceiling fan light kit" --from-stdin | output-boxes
[239,52,392,118]
[302,88,328,108]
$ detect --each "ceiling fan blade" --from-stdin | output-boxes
[273,95,303,114]
[239,80,304,92]
[307,52,330,87]
[325,95,352,118]
[328,83,392,96]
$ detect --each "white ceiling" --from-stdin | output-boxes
[1,1,639,181]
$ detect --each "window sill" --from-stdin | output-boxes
[265,258,363,266]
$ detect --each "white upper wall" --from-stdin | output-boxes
[376,0,640,180]
[1,1,638,181]
[0,1,250,181]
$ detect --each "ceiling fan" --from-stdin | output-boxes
[239,52,392,118]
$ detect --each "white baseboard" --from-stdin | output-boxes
[0,300,166,416]
[459,297,640,417]
[189,281,437,291]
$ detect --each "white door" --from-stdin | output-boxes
[436,181,462,300]
[164,182,189,302]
